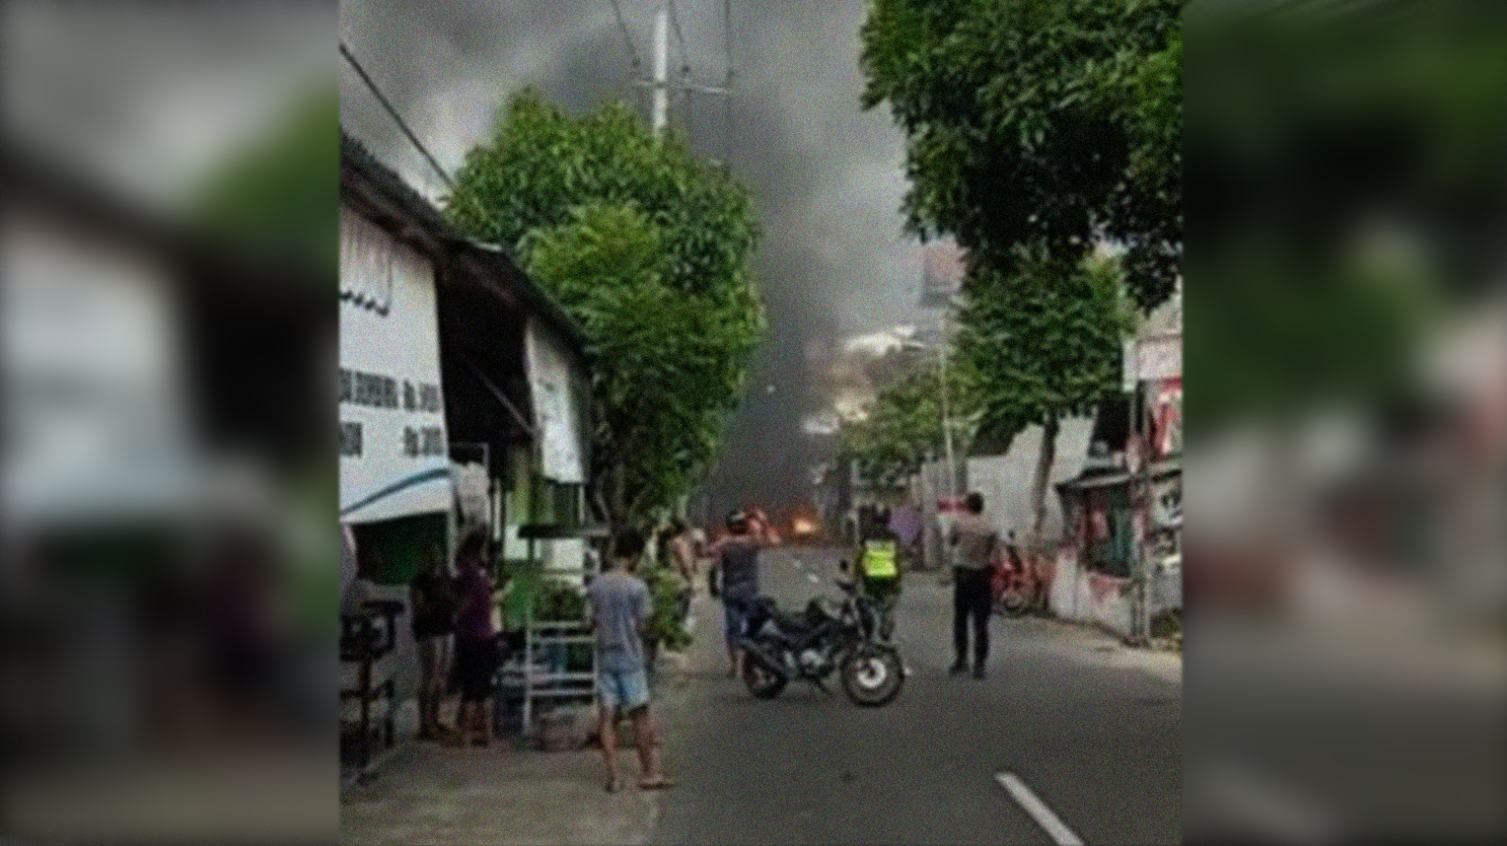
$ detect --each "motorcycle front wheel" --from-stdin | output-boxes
[840,645,904,707]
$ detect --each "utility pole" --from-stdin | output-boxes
[1125,339,1150,646]
[635,4,731,139]
[1135,381,1153,644]
[652,5,670,135]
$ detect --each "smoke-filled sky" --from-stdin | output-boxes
[340,0,935,520]
[3,0,935,522]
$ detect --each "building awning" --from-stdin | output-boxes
[517,523,612,540]
[1055,458,1181,492]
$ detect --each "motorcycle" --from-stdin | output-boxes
[735,564,905,707]
[991,546,1036,617]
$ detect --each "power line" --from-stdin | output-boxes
[609,0,643,72]
[723,0,734,171]
[667,0,691,74]
[339,41,455,193]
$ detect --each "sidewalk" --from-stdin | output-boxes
[338,740,661,846]
[339,614,712,846]
[5,752,335,845]
[1016,612,1184,688]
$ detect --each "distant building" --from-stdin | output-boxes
[919,238,966,307]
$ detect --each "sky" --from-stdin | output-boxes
[2,1,333,215]
[339,0,939,520]
[3,0,939,523]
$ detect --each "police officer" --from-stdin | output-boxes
[852,508,902,639]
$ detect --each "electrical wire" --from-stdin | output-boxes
[667,0,691,74]
[340,41,455,193]
[609,0,643,72]
[722,0,734,171]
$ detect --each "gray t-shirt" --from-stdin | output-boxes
[585,570,653,673]
[717,538,761,600]
[948,513,999,571]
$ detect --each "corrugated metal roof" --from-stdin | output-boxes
[339,127,589,356]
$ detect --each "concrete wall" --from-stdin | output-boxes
[1047,544,1182,638]
[1047,545,1134,636]
[965,416,1094,543]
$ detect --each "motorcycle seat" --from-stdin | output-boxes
[772,610,813,634]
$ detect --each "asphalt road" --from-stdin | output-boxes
[649,545,1182,846]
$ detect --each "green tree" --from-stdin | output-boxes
[838,360,976,491]
[1187,0,1468,439]
[446,93,761,308]
[859,0,1182,311]
[196,90,337,278]
[955,250,1135,544]
[444,95,764,524]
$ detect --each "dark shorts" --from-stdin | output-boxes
[863,576,901,604]
[452,636,501,702]
[723,596,754,647]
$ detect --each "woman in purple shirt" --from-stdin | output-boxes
[452,530,499,748]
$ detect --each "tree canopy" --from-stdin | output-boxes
[444,94,764,523]
[859,0,1182,312]
[195,90,337,277]
[837,355,975,490]
[446,93,761,310]
[956,249,1136,439]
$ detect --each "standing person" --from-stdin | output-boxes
[585,529,673,793]
[948,493,999,679]
[663,519,696,616]
[452,530,499,748]
[852,508,902,639]
[665,519,697,581]
[707,511,766,679]
[410,542,458,741]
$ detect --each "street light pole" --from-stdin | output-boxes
[940,308,956,499]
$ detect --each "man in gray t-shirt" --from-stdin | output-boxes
[708,510,775,679]
[584,530,672,792]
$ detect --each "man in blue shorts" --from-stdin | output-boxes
[708,510,772,678]
[585,529,673,792]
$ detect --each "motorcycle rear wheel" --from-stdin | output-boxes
[840,645,904,707]
[996,591,1029,617]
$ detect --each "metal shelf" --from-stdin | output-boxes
[492,524,610,736]
[340,604,403,776]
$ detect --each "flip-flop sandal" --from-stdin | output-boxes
[639,778,676,791]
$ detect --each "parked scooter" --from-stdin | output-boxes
[991,542,1037,616]
[735,563,905,707]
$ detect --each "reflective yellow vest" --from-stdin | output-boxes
[860,539,899,579]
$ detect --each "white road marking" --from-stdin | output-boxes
[1202,765,1337,845]
[995,772,1085,846]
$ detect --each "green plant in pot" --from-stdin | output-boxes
[640,561,693,658]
